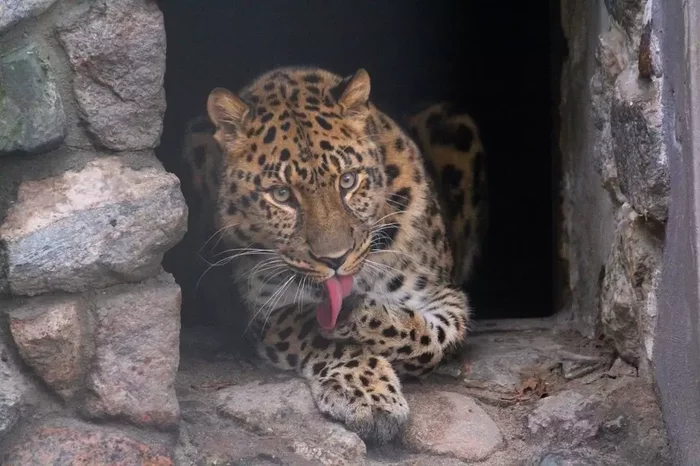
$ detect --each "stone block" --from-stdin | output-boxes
[0,156,188,296]
[8,294,87,400]
[601,206,662,365]
[0,379,21,441]
[0,324,32,440]
[0,44,66,155]
[404,389,503,462]
[1,420,174,465]
[58,0,166,150]
[527,390,600,441]
[0,0,59,33]
[611,67,669,222]
[603,0,645,38]
[217,379,367,466]
[83,274,181,430]
[600,230,639,363]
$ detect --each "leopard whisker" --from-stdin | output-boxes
[199,223,239,255]
[243,270,293,336]
[260,275,296,337]
[371,210,404,226]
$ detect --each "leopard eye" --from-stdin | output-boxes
[339,171,358,190]
[271,186,292,203]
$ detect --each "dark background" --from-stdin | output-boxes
[157,0,567,320]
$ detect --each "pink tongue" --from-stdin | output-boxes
[315,275,354,330]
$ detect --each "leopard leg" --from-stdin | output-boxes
[255,305,410,444]
[326,285,469,378]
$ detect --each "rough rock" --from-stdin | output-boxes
[58,0,166,150]
[603,0,645,39]
[607,358,638,378]
[461,332,561,401]
[8,294,86,400]
[591,24,629,131]
[0,0,59,33]
[600,233,638,363]
[559,351,610,380]
[535,448,624,466]
[595,379,671,464]
[1,420,174,465]
[590,24,629,205]
[0,378,21,441]
[217,379,367,466]
[527,390,599,441]
[0,389,20,440]
[610,67,669,222]
[0,44,66,155]
[641,267,661,361]
[601,206,662,365]
[404,390,503,462]
[83,274,181,430]
[0,156,188,296]
[0,327,30,440]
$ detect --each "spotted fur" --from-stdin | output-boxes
[406,102,488,284]
[180,67,487,444]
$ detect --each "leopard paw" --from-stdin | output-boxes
[308,354,409,444]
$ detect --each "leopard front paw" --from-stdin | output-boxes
[308,354,409,444]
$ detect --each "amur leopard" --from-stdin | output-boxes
[180,66,488,443]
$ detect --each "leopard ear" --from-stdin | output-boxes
[207,87,251,130]
[333,69,371,115]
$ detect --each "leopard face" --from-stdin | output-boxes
[206,69,390,283]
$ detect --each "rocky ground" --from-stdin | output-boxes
[172,318,670,466]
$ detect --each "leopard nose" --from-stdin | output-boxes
[311,248,352,271]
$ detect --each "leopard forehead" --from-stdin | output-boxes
[227,68,383,188]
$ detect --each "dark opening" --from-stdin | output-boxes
[157,0,567,323]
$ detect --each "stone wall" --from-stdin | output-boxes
[559,0,668,376]
[0,0,187,461]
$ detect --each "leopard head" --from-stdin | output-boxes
[206,68,391,284]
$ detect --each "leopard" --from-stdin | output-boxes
[178,66,488,444]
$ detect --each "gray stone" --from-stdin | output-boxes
[590,24,629,205]
[601,206,662,365]
[8,295,87,400]
[641,267,661,362]
[558,351,610,380]
[559,0,619,340]
[535,449,619,466]
[0,156,188,296]
[0,0,59,33]
[0,45,66,155]
[603,0,645,38]
[217,379,367,466]
[600,230,638,363]
[0,389,21,440]
[83,274,181,430]
[611,68,669,222]
[0,328,29,440]
[596,379,671,464]
[58,0,166,150]
[461,333,562,401]
[591,24,629,131]
[527,390,599,441]
[404,390,503,462]
[1,419,174,465]
[607,358,638,378]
